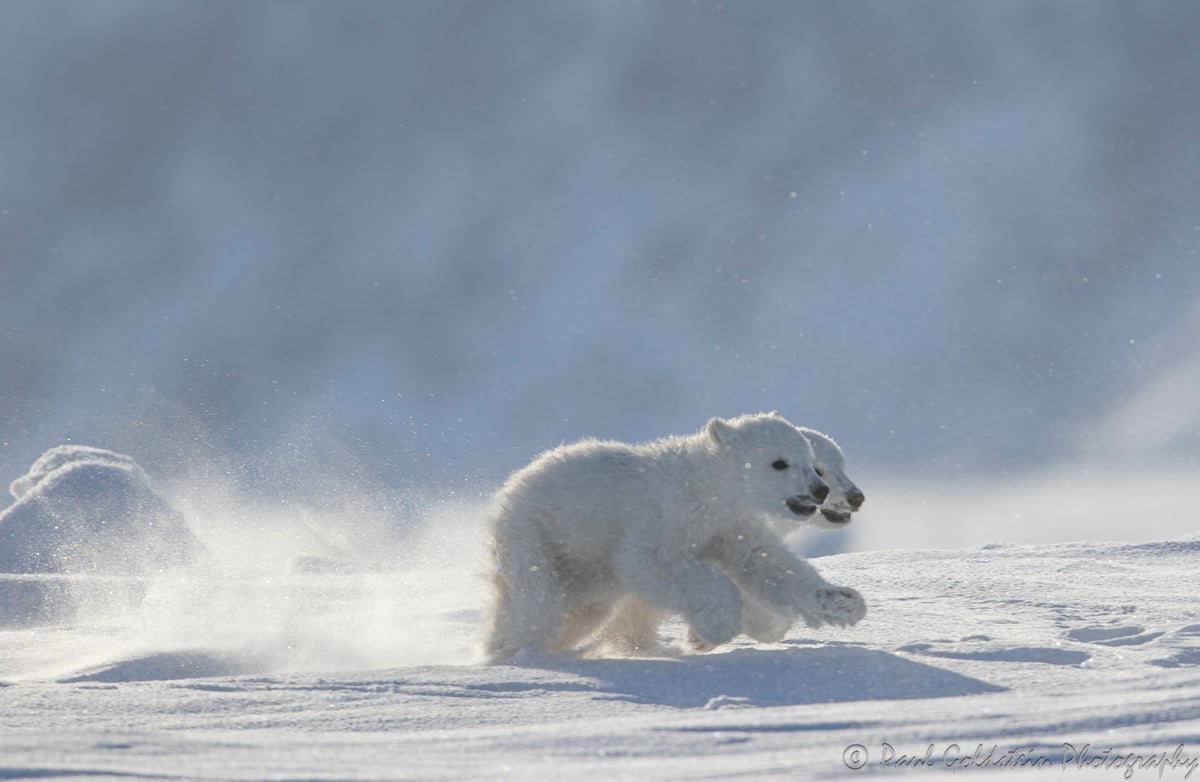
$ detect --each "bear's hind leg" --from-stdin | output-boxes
[588,594,678,657]
[551,600,613,652]
[617,553,744,653]
[483,545,569,662]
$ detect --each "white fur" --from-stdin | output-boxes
[800,427,865,528]
[595,426,866,652]
[482,413,866,661]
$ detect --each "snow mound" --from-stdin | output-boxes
[59,649,273,683]
[0,445,204,575]
[0,446,205,626]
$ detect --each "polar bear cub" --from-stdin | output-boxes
[720,426,866,645]
[800,427,866,527]
[483,412,866,662]
[597,426,867,654]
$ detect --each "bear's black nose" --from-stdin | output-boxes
[813,484,829,503]
[847,489,865,509]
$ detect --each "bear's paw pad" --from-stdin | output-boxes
[812,586,866,627]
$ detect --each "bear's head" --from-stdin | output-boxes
[799,427,865,529]
[705,412,829,530]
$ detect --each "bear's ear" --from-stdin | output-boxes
[706,417,739,446]
[767,410,783,419]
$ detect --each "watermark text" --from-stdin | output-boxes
[841,742,1197,778]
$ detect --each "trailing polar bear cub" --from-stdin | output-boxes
[483,412,866,661]
[801,427,866,527]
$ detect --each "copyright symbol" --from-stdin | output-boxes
[843,744,868,770]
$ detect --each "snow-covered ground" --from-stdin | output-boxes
[2,452,1197,780]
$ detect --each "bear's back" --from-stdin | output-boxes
[493,436,699,549]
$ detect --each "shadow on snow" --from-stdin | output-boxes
[491,644,1005,708]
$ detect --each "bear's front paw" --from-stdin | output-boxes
[810,586,866,627]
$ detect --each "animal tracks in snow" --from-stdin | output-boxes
[1062,622,1200,669]
[897,619,1200,673]
[1151,649,1200,668]
[1149,624,1200,669]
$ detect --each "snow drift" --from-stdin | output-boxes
[1,445,203,575]
[0,446,205,626]
[0,443,488,677]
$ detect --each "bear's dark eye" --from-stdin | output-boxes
[815,465,826,477]
[772,459,789,471]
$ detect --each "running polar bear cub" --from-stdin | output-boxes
[599,425,866,654]
[483,412,866,662]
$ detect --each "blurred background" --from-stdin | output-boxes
[2,1,1198,545]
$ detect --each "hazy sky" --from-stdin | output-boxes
[2,2,1198,487]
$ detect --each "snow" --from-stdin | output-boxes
[2,449,1199,780]
[0,446,206,629]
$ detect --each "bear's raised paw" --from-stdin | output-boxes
[804,586,866,628]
